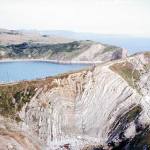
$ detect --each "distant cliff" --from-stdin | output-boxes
[0,52,149,149]
[0,29,127,62]
[0,42,127,63]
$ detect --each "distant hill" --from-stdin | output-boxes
[0,29,127,62]
[1,29,149,54]
[0,28,73,45]
[40,30,150,54]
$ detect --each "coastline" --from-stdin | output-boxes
[0,58,96,85]
[0,58,102,65]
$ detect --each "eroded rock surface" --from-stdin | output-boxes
[0,52,149,150]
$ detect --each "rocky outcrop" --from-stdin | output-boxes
[0,116,43,150]
[0,52,149,149]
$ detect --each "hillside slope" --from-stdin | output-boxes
[0,41,127,62]
[0,52,149,150]
[0,29,127,62]
[0,28,73,45]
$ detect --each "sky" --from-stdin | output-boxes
[0,0,150,36]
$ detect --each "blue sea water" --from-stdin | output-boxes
[76,35,150,54]
[94,36,150,54]
[42,31,150,54]
[0,61,87,83]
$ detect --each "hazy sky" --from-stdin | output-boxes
[0,0,150,36]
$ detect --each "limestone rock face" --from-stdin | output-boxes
[0,116,43,150]
[0,52,149,150]
[71,43,127,62]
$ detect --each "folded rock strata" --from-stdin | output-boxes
[0,52,149,150]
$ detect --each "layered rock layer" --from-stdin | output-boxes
[0,52,149,149]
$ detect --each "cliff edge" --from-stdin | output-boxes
[0,52,149,150]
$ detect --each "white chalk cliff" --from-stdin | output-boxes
[0,52,149,150]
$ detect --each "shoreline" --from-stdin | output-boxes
[0,58,96,85]
[0,58,102,65]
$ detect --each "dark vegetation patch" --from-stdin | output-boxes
[0,83,36,121]
[123,105,142,122]
[82,144,103,150]
[144,52,150,58]
[144,52,150,71]
[108,105,142,142]
[1,40,93,59]
[0,77,57,121]
[144,64,150,72]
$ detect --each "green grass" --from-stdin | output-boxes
[110,62,140,92]
[82,144,103,150]
[126,105,142,122]
[144,52,150,71]
[102,46,120,53]
[0,78,57,122]
[110,105,142,135]
[144,52,150,58]
[0,84,36,121]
